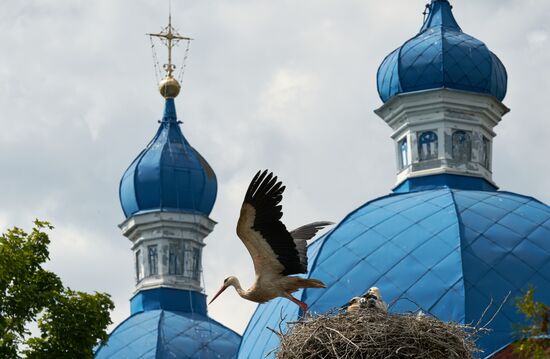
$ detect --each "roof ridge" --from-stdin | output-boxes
[155,310,165,358]
[448,189,468,322]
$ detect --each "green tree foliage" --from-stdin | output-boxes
[513,287,550,359]
[0,220,114,358]
[24,290,113,359]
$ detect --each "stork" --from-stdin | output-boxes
[345,297,365,313]
[363,287,388,312]
[208,170,332,312]
[342,287,388,313]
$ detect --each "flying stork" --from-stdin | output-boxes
[208,170,332,312]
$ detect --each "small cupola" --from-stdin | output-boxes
[375,0,510,190]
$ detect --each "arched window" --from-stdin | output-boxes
[184,247,193,278]
[452,130,472,161]
[168,244,184,275]
[418,131,438,161]
[399,138,409,170]
[168,246,177,275]
[192,248,201,281]
[147,245,158,276]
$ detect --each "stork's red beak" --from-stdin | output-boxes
[208,284,228,305]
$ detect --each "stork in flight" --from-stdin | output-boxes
[208,170,332,312]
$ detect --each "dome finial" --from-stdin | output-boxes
[421,0,460,32]
[147,6,193,99]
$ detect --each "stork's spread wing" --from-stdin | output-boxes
[290,221,334,271]
[237,170,305,277]
[290,221,334,240]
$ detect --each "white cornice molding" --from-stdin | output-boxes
[375,89,509,129]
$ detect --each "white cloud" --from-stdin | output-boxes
[528,30,549,46]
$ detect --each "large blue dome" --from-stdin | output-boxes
[237,176,550,358]
[95,289,241,358]
[377,0,507,103]
[119,99,217,217]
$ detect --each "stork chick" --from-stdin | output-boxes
[346,297,366,313]
[208,170,332,312]
[363,287,388,312]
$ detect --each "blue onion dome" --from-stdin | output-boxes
[377,0,507,103]
[237,176,550,358]
[119,98,217,217]
[95,289,241,358]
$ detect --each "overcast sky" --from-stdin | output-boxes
[1,0,550,335]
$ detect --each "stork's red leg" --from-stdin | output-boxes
[286,294,308,312]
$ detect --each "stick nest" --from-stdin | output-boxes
[275,309,482,359]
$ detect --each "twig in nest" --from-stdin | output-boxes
[325,326,360,350]
[480,291,511,330]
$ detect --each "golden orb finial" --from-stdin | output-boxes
[159,76,181,99]
[148,10,191,100]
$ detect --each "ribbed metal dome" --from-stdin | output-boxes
[119,99,217,217]
[377,0,507,103]
[95,289,241,358]
[238,176,550,358]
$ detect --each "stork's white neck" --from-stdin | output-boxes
[225,276,244,296]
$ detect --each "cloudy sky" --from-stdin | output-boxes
[1,0,550,335]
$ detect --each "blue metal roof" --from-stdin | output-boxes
[119,99,217,218]
[377,0,507,103]
[394,174,498,193]
[238,180,550,358]
[95,310,241,358]
[96,289,241,358]
[129,288,208,316]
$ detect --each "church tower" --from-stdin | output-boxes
[95,15,241,358]
[375,0,508,190]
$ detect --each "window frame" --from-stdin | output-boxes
[135,249,143,282]
[147,245,158,276]
[398,137,409,170]
[168,244,179,275]
[192,248,201,281]
[417,131,439,161]
[452,130,472,161]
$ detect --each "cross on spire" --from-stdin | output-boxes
[147,11,192,78]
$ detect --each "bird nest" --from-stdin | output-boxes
[274,309,483,359]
